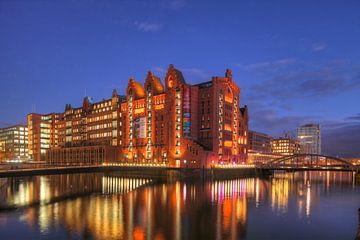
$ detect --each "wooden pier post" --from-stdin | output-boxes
[356,208,360,240]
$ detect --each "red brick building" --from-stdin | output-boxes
[45,65,249,168]
[28,113,62,161]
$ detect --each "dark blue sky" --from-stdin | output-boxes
[1,0,359,156]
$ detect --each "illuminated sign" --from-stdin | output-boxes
[183,87,191,137]
[224,141,233,147]
[134,117,146,138]
[154,104,164,110]
[134,108,144,114]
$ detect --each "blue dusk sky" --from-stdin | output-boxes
[0,0,359,157]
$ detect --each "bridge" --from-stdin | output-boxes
[256,153,360,172]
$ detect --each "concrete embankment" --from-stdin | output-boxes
[0,165,268,180]
[0,166,105,178]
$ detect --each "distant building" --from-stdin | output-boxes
[346,158,360,165]
[0,125,28,161]
[27,113,62,161]
[271,138,300,156]
[297,124,321,154]
[249,131,272,153]
[248,150,282,165]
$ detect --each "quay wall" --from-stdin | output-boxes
[0,166,264,180]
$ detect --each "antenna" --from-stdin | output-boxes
[31,104,36,113]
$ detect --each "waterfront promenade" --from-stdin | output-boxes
[1,161,359,180]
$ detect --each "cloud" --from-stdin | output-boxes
[347,113,360,121]
[249,110,360,157]
[239,58,360,157]
[298,78,347,93]
[152,66,167,75]
[245,60,360,103]
[151,66,208,82]
[134,21,162,32]
[322,117,360,157]
[168,0,186,10]
[312,43,327,52]
[249,108,313,137]
[237,58,296,73]
[323,128,360,158]
[182,68,208,81]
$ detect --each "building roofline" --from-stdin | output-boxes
[27,112,62,116]
[299,123,320,128]
[194,80,213,87]
[0,124,28,130]
[249,130,272,138]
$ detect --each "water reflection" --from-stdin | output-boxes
[0,171,359,239]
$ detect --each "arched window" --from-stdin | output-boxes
[168,77,173,88]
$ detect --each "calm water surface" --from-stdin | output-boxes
[0,171,359,239]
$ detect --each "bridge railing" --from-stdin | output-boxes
[255,154,359,171]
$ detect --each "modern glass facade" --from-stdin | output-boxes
[297,124,321,154]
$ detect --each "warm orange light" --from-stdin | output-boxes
[223,199,232,230]
[224,95,233,103]
[224,124,231,131]
[224,141,232,147]
[120,103,127,111]
[133,227,145,240]
[154,104,164,110]
[134,108,144,114]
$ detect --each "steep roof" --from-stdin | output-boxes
[127,77,145,99]
[146,71,164,95]
[166,64,186,85]
[133,81,145,98]
[152,75,164,94]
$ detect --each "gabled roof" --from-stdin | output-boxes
[146,71,164,95]
[166,64,186,85]
[127,77,145,99]
[133,81,145,98]
[240,105,248,116]
[152,75,164,94]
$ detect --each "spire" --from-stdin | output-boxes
[65,104,72,111]
[83,96,90,111]
[225,68,232,78]
[112,89,118,98]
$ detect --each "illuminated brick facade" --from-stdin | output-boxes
[56,92,125,148]
[45,65,249,168]
[28,113,62,161]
